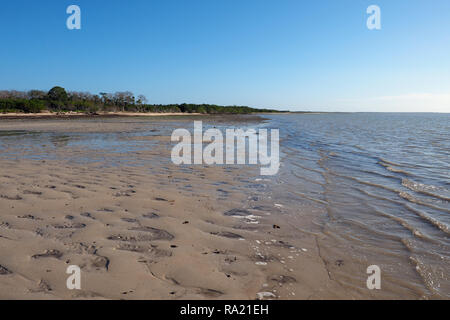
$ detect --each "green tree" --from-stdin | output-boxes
[47,86,68,102]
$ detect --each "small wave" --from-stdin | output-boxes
[400,238,450,297]
[379,158,404,167]
[357,188,402,205]
[407,254,445,297]
[399,191,450,214]
[379,157,434,170]
[290,162,324,174]
[327,217,403,243]
[402,178,450,202]
[291,171,325,187]
[369,206,435,242]
[385,166,412,175]
[404,204,450,235]
[329,171,401,194]
[360,169,399,180]
[353,145,366,151]
[292,190,328,205]
[378,160,421,177]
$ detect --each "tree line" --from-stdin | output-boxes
[0,87,283,114]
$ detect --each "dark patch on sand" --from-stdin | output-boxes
[114,190,136,197]
[143,213,159,219]
[269,275,297,284]
[36,280,52,292]
[224,209,251,217]
[18,214,43,221]
[32,249,63,260]
[80,212,95,220]
[197,288,224,298]
[335,260,344,267]
[129,226,174,241]
[23,190,43,195]
[92,255,110,271]
[52,223,86,229]
[211,231,243,239]
[108,229,174,242]
[0,194,22,200]
[0,265,12,275]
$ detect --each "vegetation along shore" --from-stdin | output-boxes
[0,87,286,115]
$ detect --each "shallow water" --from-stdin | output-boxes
[265,113,450,299]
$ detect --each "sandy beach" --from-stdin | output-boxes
[0,116,345,300]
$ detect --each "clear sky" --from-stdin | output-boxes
[0,0,449,112]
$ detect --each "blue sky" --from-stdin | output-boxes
[0,0,449,112]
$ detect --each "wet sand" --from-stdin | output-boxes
[0,117,348,300]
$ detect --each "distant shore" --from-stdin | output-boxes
[0,111,289,122]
